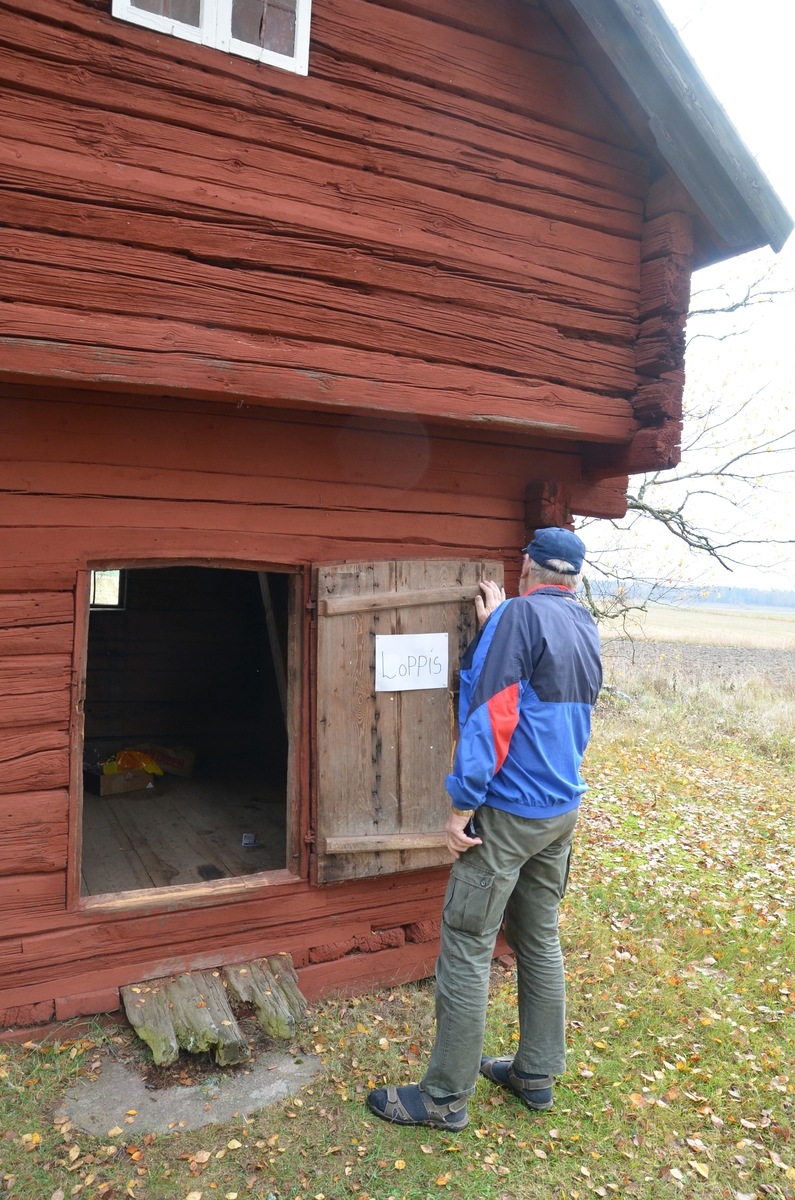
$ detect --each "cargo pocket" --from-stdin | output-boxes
[443,865,497,936]
[559,847,573,900]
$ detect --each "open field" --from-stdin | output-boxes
[601,604,795,649]
[1,660,795,1200]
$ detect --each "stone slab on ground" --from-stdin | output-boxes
[60,1051,322,1135]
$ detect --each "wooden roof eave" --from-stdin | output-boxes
[559,0,793,258]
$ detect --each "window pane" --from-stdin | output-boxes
[91,570,122,607]
[131,0,201,26]
[232,0,296,55]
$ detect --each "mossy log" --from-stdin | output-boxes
[266,954,307,1023]
[197,971,250,1066]
[223,961,295,1039]
[121,981,179,1066]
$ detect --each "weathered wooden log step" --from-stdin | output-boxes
[121,953,306,1066]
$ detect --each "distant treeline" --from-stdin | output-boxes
[589,583,795,608]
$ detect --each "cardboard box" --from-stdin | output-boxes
[134,743,195,778]
[84,768,155,797]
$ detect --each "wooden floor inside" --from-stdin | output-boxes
[81,775,287,895]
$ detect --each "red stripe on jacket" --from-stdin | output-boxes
[487,682,520,774]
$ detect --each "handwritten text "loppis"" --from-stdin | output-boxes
[374,632,449,693]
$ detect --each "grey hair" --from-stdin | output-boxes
[528,558,582,589]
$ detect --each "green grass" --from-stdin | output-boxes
[2,668,795,1200]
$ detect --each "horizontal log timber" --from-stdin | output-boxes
[645,173,700,222]
[0,176,637,331]
[321,584,489,615]
[0,691,70,731]
[639,255,691,319]
[0,623,73,657]
[0,656,71,697]
[0,865,453,997]
[0,241,637,393]
[636,313,687,377]
[312,0,636,149]
[0,872,66,918]
[0,137,640,304]
[0,493,510,550]
[0,462,521,526]
[0,388,582,493]
[0,0,649,191]
[0,330,638,444]
[0,84,644,243]
[0,592,72,628]
[0,193,637,343]
[0,530,510,582]
[0,396,570,507]
[372,0,573,60]
[323,834,448,853]
[0,790,68,876]
[569,477,629,520]
[641,212,695,262]
[583,420,682,479]
[631,379,684,424]
[0,0,638,162]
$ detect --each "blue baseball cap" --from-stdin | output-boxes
[522,527,585,574]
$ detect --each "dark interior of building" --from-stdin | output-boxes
[81,566,290,895]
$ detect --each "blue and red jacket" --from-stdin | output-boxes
[446,586,602,819]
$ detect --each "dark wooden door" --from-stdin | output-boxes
[315,558,504,883]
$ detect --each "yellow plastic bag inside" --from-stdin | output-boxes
[103,750,164,776]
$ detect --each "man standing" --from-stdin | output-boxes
[367,527,602,1130]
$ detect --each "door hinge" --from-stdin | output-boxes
[304,828,316,845]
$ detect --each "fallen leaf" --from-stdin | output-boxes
[534,1148,547,1159]
[50,1191,65,1200]
[435,1173,451,1186]
[126,1110,137,1116]
[68,1145,80,1162]
[227,1139,242,1150]
[186,1193,203,1200]
[193,1150,212,1164]
[394,1160,406,1170]
[420,1144,433,1154]
[690,1160,709,1179]
[108,1127,124,1137]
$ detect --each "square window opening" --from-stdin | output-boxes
[90,569,126,609]
[80,565,293,896]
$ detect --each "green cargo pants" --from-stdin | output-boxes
[421,803,578,1100]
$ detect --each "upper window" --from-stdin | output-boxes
[112,0,311,75]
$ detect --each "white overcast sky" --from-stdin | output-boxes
[590,0,795,591]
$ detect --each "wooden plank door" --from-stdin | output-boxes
[315,558,504,883]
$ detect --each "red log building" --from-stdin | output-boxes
[0,0,790,1028]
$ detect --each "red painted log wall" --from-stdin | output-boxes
[0,385,589,1013]
[0,0,648,440]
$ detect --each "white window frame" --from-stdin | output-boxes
[112,0,312,76]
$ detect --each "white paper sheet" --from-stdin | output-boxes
[374,633,449,692]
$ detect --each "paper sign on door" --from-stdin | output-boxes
[375,633,449,692]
